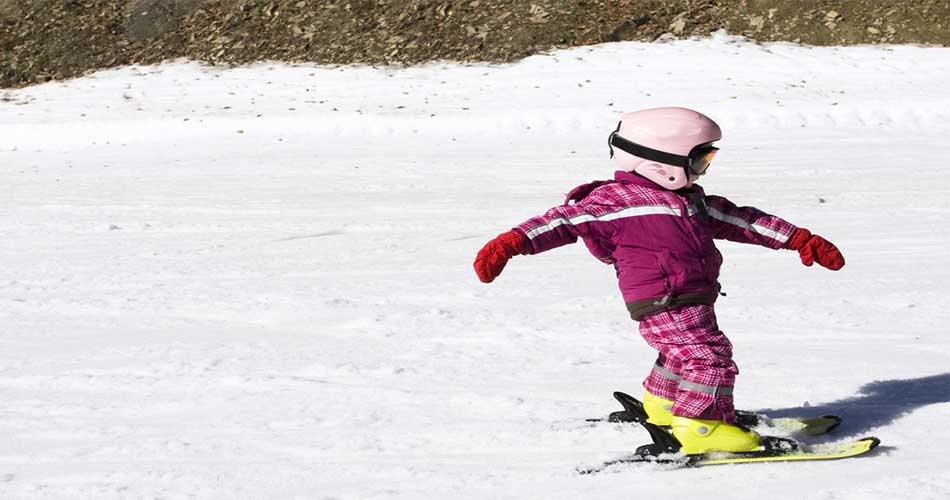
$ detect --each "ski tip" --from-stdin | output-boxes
[864,436,882,450]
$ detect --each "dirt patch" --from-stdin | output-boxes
[1,0,948,88]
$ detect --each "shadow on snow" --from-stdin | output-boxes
[755,372,950,438]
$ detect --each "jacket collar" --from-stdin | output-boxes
[613,170,704,196]
[614,170,665,189]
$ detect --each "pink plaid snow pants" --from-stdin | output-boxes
[639,304,738,423]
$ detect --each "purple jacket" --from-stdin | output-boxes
[515,171,797,318]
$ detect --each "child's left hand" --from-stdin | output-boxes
[787,228,845,270]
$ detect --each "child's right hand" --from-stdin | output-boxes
[474,230,526,283]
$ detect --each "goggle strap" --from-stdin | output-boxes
[609,133,692,169]
[608,121,622,159]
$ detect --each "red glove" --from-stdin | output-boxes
[787,228,845,270]
[474,230,526,283]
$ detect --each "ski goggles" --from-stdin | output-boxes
[689,147,718,176]
[609,131,719,177]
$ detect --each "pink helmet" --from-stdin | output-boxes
[608,107,722,190]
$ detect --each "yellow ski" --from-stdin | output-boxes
[694,437,880,466]
[578,391,880,474]
[579,437,880,473]
[752,415,842,437]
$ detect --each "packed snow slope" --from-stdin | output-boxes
[2,33,950,499]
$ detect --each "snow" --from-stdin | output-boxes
[2,32,950,499]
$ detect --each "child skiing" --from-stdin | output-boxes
[472,107,846,455]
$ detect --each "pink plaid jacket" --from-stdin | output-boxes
[515,171,797,312]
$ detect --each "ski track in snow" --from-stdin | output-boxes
[2,33,950,499]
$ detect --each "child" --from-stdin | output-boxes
[473,107,845,454]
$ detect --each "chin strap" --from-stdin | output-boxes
[686,191,709,220]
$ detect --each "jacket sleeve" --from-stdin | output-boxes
[515,190,618,256]
[704,195,797,250]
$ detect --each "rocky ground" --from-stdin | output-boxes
[2,0,948,88]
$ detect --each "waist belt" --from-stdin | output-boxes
[625,290,719,321]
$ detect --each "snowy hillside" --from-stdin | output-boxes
[2,33,950,499]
